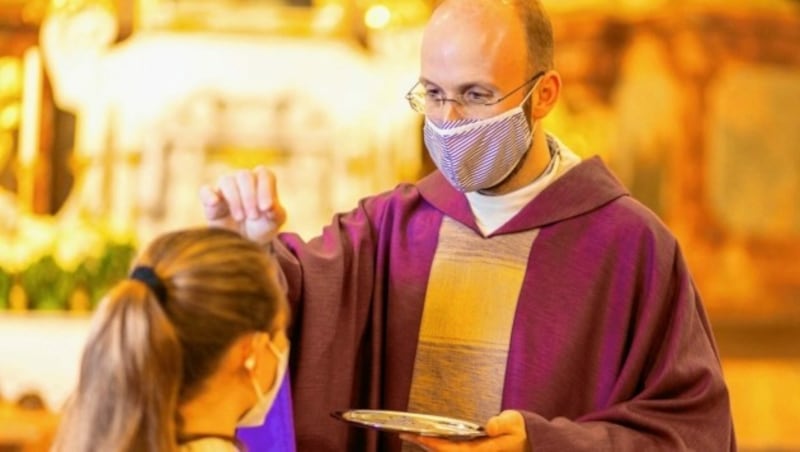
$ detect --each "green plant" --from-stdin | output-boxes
[0,208,138,311]
[12,240,137,311]
[0,267,10,309]
[19,255,75,310]
[76,240,137,308]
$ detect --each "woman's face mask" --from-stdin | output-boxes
[237,339,290,427]
[423,80,540,193]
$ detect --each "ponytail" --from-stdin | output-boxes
[53,227,287,451]
[52,279,182,452]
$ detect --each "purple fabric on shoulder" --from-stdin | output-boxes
[236,373,296,452]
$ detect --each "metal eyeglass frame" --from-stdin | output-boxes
[405,70,545,114]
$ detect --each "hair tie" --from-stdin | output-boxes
[130,266,167,305]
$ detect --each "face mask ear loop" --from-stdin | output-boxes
[522,75,542,106]
[245,335,265,396]
[521,75,545,140]
[522,75,542,115]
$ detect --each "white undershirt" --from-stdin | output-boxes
[466,135,582,236]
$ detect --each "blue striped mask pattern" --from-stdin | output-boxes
[423,98,536,193]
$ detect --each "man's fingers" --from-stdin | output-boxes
[484,410,524,437]
[201,167,285,242]
[199,184,229,219]
[254,165,286,227]
[198,184,219,208]
[217,174,244,221]
[254,165,278,211]
[235,169,259,219]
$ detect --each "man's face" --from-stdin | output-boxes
[419,0,530,122]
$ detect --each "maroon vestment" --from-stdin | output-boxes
[275,157,735,451]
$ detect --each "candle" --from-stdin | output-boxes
[18,46,42,167]
[17,46,42,213]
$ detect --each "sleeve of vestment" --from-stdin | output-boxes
[520,243,735,451]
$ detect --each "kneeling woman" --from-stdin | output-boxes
[52,227,291,452]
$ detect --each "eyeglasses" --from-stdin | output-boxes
[405,71,545,116]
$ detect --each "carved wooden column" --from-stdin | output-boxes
[0,2,54,214]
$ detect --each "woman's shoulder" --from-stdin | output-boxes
[178,437,241,452]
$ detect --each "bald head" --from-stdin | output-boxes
[420,0,528,114]
[427,0,554,73]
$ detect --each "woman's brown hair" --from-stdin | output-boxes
[51,227,286,452]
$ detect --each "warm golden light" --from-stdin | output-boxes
[312,4,345,34]
[0,2,796,450]
[0,104,20,131]
[364,4,391,30]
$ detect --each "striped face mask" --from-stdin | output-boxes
[423,86,538,193]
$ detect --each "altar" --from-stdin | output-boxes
[39,3,424,244]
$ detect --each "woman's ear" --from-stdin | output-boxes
[236,331,266,371]
[532,70,561,119]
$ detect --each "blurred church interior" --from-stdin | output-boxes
[0,0,798,450]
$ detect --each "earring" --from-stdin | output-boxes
[245,356,255,370]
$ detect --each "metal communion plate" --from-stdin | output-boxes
[331,409,487,440]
